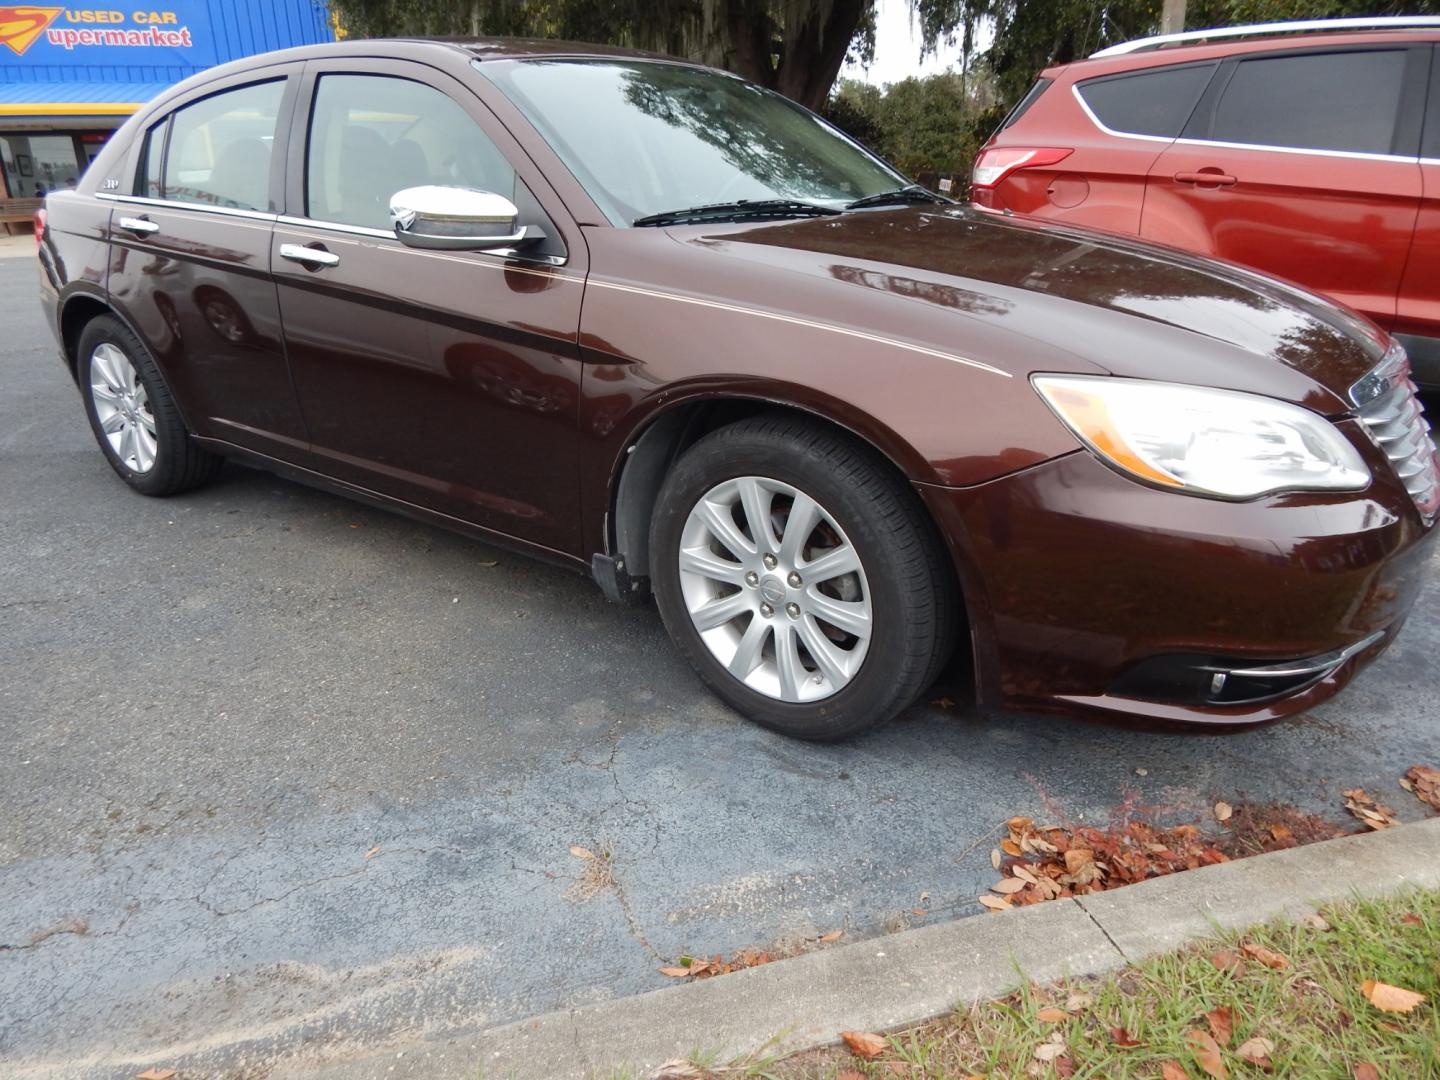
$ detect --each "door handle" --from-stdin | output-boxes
[1174,170,1237,187]
[118,215,159,236]
[279,243,340,269]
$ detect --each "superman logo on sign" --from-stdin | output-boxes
[0,6,63,55]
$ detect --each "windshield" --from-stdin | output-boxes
[476,58,909,226]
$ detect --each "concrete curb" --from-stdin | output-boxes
[281,817,1440,1080]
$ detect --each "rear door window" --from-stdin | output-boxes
[1076,63,1216,138]
[1200,49,1407,155]
[162,80,285,211]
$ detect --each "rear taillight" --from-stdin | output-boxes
[970,147,1073,189]
[34,207,46,251]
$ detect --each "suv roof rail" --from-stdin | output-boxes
[1090,15,1440,58]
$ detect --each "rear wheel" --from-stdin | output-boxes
[78,316,221,496]
[650,415,956,741]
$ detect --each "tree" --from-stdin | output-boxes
[329,0,880,111]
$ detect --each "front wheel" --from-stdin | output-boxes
[650,415,957,741]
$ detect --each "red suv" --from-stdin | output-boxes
[971,17,1440,389]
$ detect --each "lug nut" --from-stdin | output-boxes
[785,602,800,619]
[787,571,802,588]
[759,603,774,618]
[744,571,759,587]
[762,553,777,570]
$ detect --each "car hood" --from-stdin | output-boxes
[681,206,1388,412]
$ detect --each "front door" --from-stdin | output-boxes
[271,60,586,555]
[1140,45,1426,331]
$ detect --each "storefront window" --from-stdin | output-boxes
[0,133,108,199]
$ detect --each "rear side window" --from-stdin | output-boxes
[1203,50,1406,155]
[1001,78,1053,130]
[1077,63,1215,137]
[305,74,516,231]
[163,80,285,211]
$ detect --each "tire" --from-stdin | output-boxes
[77,315,221,496]
[650,414,958,741]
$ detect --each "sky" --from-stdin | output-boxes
[841,0,974,86]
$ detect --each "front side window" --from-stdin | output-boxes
[163,80,284,211]
[477,59,909,225]
[1202,50,1407,155]
[138,121,165,198]
[1076,63,1216,138]
[306,74,516,231]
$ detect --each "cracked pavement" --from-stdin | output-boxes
[2,257,1439,1078]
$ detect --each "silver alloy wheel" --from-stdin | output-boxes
[89,342,157,473]
[678,475,872,703]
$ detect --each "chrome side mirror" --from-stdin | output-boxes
[389,185,535,251]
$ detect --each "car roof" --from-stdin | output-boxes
[1044,28,1440,80]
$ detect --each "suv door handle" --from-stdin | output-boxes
[1174,170,1237,187]
[279,243,340,269]
[118,215,159,236]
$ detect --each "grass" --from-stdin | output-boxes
[651,889,1440,1080]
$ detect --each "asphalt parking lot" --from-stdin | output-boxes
[2,252,1438,1079]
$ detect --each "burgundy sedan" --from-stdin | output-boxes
[36,38,1439,740]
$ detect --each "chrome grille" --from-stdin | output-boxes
[1352,345,1440,520]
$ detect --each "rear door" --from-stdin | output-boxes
[1140,45,1426,330]
[104,67,309,458]
[271,58,587,555]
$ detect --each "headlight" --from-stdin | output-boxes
[1032,375,1370,499]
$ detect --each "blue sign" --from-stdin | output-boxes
[1,4,219,68]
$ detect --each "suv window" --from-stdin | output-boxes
[306,74,516,231]
[1203,50,1407,155]
[1001,78,1052,130]
[1077,63,1215,138]
[163,80,284,211]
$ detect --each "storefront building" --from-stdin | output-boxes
[1,2,332,204]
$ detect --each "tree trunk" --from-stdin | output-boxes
[772,0,866,110]
[1161,0,1187,35]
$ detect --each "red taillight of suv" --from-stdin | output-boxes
[971,148,1073,208]
[34,207,47,251]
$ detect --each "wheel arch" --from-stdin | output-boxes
[58,290,116,380]
[605,394,965,617]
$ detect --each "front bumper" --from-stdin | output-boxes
[919,425,1436,725]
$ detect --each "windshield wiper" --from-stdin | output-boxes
[845,185,952,210]
[633,199,841,228]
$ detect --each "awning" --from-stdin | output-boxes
[0,82,172,118]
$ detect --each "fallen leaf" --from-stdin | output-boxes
[1001,838,1024,857]
[1353,1065,1381,1080]
[1360,979,1426,1013]
[1209,949,1244,976]
[1186,1029,1228,1079]
[835,1073,866,1080]
[1241,942,1290,969]
[1214,801,1233,822]
[1343,789,1402,830]
[1110,1027,1143,1048]
[1013,865,1040,885]
[1206,1006,1234,1046]
[1054,1056,1077,1078]
[1303,913,1331,931]
[1400,912,1423,927]
[136,1072,177,1080]
[991,848,1003,869]
[1236,1037,1274,1069]
[1161,1063,1190,1080]
[818,929,844,943]
[1036,1007,1069,1022]
[1402,765,1440,811]
[1065,991,1093,1011]
[911,908,928,917]
[1033,1041,1067,1062]
[992,877,1028,895]
[362,844,380,860]
[569,845,595,860]
[978,895,1011,911]
[841,1031,887,1059]
[657,966,691,977]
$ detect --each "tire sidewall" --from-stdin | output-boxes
[651,435,920,740]
[78,318,182,495]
